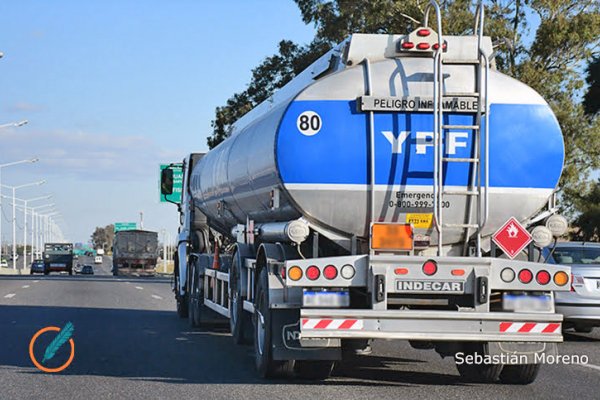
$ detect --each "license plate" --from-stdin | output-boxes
[503,293,552,313]
[396,280,464,293]
[303,290,350,308]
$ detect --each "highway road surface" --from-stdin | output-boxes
[1,255,600,399]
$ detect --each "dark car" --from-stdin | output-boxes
[80,265,94,275]
[30,260,46,275]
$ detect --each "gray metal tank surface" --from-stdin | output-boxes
[190,34,564,247]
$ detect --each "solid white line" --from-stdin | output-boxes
[22,285,30,288]
[4,293,16,298]
[135,286,143,290]
[33,280,39,283]
[151,294,162,300]
[579,363,600,372]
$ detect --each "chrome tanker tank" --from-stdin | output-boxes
[190,33,564,249]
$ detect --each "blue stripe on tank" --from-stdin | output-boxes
[276,100,563,189]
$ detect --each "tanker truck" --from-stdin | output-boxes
[161,1,571,383]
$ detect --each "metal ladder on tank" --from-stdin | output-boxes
[427,0,490,257]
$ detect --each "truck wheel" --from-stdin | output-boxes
[175,272,188,318]
[499,364,541,384]
[294,361,335,380]
[188,263,202,327]
[230,256,252,344]
[455,343,502,383]
[254,266,294,378]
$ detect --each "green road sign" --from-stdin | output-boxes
[114,222,137,232]
[159,163,183,203]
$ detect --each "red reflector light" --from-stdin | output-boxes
[432,43,447,50]
[306,266,320,280]
[394,267,409,275]
[536,270,551,285]
[417,29,430,37]
[451,269,465,276]
[518,269,533,284]
[401,41,414,49]
[417,42,430,50]
[323,265,338,280]
[422,260,437,276]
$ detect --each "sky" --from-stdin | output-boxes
[0,0,316,245]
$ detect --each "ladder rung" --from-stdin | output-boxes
[443,190,479,195]
[443,223,480,229]
[442,59,481,65]
[444,92,479,98]
[442,157,479,163]
[442,124,480,130]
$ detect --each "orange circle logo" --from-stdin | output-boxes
[29,326,75,373]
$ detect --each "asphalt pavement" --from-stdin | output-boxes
[1,255,600,399]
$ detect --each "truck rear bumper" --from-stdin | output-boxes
[300,309,563,343]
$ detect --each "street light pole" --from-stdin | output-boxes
[0,120,28,130]
[19,195,51,268]
[2,180,45,271]
[30,204,54,258]
[0,158,38,262]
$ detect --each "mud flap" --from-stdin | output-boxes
[271,309,341,361]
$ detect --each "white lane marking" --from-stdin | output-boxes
[151,294,163,300]
[4,293,16,298]
[580,363,600,372]
[22,285,30,288]
[33,280,39,283]
[125,282,131,285]
[135,286,143,290]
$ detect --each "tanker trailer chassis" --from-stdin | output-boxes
[161,0,571,384]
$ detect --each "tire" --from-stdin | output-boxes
[230,255,252,344]
[455,343,502,383]
[499,363,541,384]
[175,271,189,318]
[253,267,294,378]
[44,270,49,276]
[294,361,335,380]
[188,262,202,327]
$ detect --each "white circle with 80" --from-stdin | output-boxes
[296,111,322,136]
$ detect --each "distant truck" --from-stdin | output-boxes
[43,243,74,275]
[112,230,158,276]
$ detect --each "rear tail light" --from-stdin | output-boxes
[306,265,320,280]
[518,269,533,284]
[394,267,409,275]
[323,265,338,280]
[500,268,515,282]
[451,269,465,276]
[536,270,551,285]
[422,260,437,276]
[417,42,430,50]
[554,271,569,286]
[340,264,355,279]
[417,29,431,36]
[288,266,302,281]
[401,41,414,49]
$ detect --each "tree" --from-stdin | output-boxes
[570,179,600,241]
[208,0,600,214]
[584,55,600,115]
[90,224,115,252]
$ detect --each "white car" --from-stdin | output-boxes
[94,256,103,264]
[0,258,8,268]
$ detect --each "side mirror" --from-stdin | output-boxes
[161,168,174,195]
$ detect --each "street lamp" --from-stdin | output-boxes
[2,180,45,271]
[0,120,28,130]
[29,203,54,258]
[18,194,52,268]
[0,158,38,261]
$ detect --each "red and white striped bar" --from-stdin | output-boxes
[302,318,364,330]
[499,322,561,334]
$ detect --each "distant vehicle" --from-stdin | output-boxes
[30,260,46,275]
[43,243,74,275]
[112,230,158,276]
[0,258,8,268]
[74,263,82,274]
[544,242,600,333]
[80,265,94,275]
[97,248,105,256]
[94,255,103,264]
[74,254,79,260]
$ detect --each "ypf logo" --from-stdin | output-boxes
[29,322,75,373]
